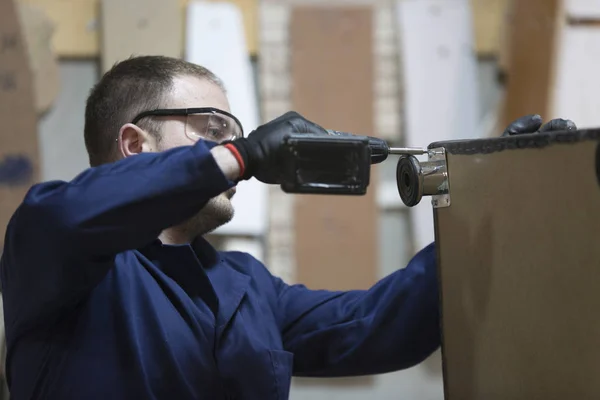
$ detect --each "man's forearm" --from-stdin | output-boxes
[12,140,236,258]
[279,243,441,377]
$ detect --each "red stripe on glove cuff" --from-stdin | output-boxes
[223,143,245,178]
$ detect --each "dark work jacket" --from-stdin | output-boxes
[0,139,440,400]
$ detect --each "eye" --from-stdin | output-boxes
[206,126,223,139]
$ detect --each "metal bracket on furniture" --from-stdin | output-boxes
[396,147,450,208]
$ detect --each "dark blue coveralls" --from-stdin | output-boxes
[0,139,440,399]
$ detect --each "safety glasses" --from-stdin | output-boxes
[131,107,244,143]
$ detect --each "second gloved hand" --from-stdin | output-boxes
[222,111,328,184]
[501,114,577,136]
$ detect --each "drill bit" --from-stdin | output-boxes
[388,147,429,156]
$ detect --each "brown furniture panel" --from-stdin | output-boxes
[432,131,600,399]
[290,5,378,292]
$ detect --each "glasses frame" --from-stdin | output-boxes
[131,107,245,140]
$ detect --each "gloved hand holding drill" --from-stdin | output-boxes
[223,111,577,188]
[223,111,328,184]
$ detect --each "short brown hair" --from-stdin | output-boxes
[84,55,225,166]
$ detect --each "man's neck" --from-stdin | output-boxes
[159,229,193,245]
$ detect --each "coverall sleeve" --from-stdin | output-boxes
[274,242,440,377]
[0,140,234,333]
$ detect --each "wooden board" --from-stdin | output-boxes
[552,25,600,128]
[496,0,516,76]
[470,0,510,56]
[290,6,378,292]
[499,0,562,127]
[100,0,182,73]
[431,130,600,399]
[395,0,480,252]
[227,0,258,57]
[18,0,258,58]
[0,0,39,249]
[186,1,267,240]
[17,2,59,114]
[565,0,600,19]
[19,0,97,58]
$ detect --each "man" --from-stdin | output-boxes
[0,55,576,400]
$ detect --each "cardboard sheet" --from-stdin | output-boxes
[290,6,378,292]
[19,0,98,58]
[431,130,600,399]
[100,0,182,73]
[19,0,258,58]
[0,0,39,249]
[17,2,59,115]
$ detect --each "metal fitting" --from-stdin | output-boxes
[396,147,450,208]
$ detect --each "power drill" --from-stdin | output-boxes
[279,130,427,195]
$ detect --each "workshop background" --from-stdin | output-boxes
[1,0,599,399]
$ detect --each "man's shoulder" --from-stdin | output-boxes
[220,250,263,270]
[219,250,275,280]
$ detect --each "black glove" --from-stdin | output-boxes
[223,111,328,184]
[502,114,577,136]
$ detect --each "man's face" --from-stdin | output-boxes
[135,75,237,241]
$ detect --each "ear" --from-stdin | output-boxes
[117,123,157,159]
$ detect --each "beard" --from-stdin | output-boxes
[171,187,236,241]
[155,139,237,243]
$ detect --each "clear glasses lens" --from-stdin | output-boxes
[185,112,242,143]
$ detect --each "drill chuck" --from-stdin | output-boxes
[326,130,428,163]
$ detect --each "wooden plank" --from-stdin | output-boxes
[0,0,39,249]
[547,2,600,129]
[100,0,182,73]
[228,0,258,57]
[19,0,97,58]
[470,0,510,56]
[17,2,60,114]
[395,0,480,252]
[551,25,600,128]
[499,0,562,127]
[496,0,516,76]
[433,131,600,399]
[290,5,378,292]
[18,0,258,58]
[565,0,600,19]
[186,1,267,242]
